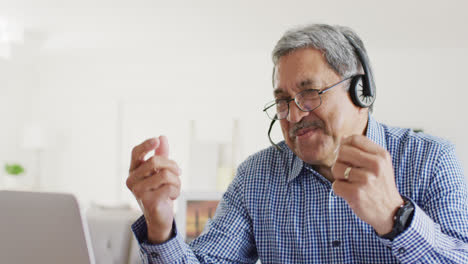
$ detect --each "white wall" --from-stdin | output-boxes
[1,0,467,206]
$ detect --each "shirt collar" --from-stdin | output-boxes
[286,113,386,183]
[366,113,387,150]
[289,151,304,182]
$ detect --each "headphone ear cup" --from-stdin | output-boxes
[349,75,364,107]
[349,75,375,108]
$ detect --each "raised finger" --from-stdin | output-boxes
[143,170,181,194]
[341,135,382,155]
[130,137,159,171]
[132,155,181,180]
[127,156,181,189]
[132,170,180,197]
[336,144,376,170]
[155,135,169,158]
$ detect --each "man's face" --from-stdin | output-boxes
[274,47,367,167]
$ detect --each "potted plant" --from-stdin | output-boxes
[3,163,26,188]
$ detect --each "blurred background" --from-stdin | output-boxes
[1,0,468,208]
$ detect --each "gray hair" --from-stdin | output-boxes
[272,24,375,111]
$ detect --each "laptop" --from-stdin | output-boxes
[0,190,96,264]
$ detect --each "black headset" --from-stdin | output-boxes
[343,34,376,108]
[267,32,376,152]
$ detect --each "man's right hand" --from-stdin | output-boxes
[126,136,182,244]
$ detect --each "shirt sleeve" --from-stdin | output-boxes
[131,165,258,264]
[131,216,200,264]
[378,144,468,263]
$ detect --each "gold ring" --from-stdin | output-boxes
[344,167,352,180]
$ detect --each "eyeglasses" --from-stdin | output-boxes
[263,76,353,120]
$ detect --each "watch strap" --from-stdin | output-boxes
[380,197,415,240]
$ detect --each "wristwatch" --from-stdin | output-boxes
[380,197,415,241]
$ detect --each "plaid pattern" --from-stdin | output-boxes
[132,115,468,263]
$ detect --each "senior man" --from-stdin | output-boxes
[127,24,468,263]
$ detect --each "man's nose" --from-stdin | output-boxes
[287,102,308,123]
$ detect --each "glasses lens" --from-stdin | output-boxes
[275,101,289,119]
[264,100,288,120]
[296,90,321,111]
[264,102,278,120]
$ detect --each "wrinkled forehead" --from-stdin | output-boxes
[272,48,339,95]
[273,74,323,98]
[273,63,327,97]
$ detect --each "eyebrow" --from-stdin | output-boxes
[273,78,320,97]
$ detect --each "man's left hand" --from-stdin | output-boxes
[332,135,404,235]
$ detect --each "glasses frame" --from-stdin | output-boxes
[263,76,353,120]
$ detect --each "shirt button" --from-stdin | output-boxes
[332,240,341,247]
[398,248,406,254]
[150,252,159,258]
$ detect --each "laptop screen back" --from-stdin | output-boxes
[0,190,95,264]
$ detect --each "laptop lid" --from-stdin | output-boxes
[0,190,96,264]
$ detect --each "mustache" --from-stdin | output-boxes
[289,120,325,137]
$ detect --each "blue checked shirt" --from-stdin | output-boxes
[132,115,468,263]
